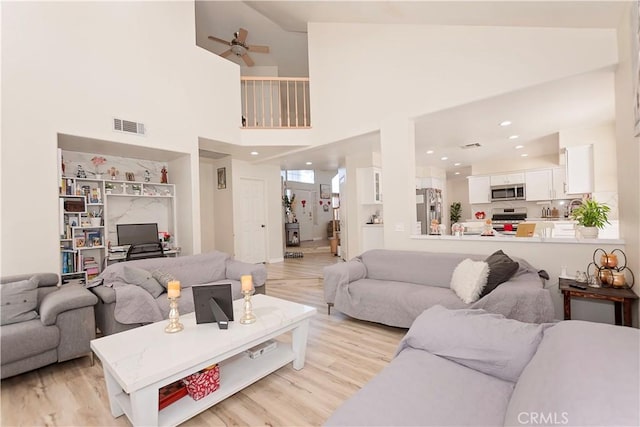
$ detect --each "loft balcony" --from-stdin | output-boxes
[241,77,311,129]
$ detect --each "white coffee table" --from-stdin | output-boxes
[90,294,317,427]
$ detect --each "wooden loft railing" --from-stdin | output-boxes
[240,77,311,129]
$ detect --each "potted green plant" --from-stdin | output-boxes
[571,199,610,238]
[450,202,462,224]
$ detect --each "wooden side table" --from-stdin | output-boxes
[559,278,638,327]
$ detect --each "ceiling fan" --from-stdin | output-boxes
[207,28,270,67]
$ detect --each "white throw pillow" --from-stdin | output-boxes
[450,258,489,303]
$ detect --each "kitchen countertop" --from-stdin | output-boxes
[410,234,624,244]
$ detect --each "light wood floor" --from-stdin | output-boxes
[1,253,407,427]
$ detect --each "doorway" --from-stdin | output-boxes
[236,178,267,263]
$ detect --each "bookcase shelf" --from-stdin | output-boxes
[58,174,177,282]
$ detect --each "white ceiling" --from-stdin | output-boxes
[194,1,627,172]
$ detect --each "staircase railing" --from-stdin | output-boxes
[240,77,311,128]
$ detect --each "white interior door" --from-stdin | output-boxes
[236,178,267,263]
[295,189,314,241]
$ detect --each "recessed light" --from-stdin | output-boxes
[426,150,434,154]
[509,135,519,140]
[455,172,460,175]
[440,156,448,161]
[500,120,512,127]
[250,151,259,156]
[521,153,529,157]
[305,161,313,165]
[515,145,524,149]
[454,162,461,166]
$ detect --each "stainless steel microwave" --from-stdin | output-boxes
[491,184,525,201]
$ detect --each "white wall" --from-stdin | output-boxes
[199,158,216,253]
[1,2,240,274]
[213,157,234,256]
[614,2,640,325]
[308,23,618,145]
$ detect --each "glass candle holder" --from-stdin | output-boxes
[240,289,257,324]
[165,297,184,333]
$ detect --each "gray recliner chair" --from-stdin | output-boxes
[0,273,98,379]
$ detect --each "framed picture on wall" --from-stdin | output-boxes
[320,184,330,199]
[217,167,226,190]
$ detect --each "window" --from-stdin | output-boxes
[283,170,315,184]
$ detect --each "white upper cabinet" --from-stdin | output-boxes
[565,144,594,194]
[552,167,567,200]
[416,176,444,190]
[468,175,491,204]
[358,167,382,204]
[525,169,553,201]
[525,167,568,201]
[490,173,525,186]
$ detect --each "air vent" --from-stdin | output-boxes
[113,118,146,136]
[460,143,481,149]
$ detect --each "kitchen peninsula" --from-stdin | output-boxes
[410,234,624,245]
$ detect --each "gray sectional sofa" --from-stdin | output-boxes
[89,251,267,335]
[325,306,639,426]
[1,273,98,379]
[324,249,554,327]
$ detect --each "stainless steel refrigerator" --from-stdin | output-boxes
[416,188,442,235]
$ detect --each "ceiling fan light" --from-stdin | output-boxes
[231,44,246,56]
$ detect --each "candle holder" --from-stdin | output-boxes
[240,289,257,324]
[165,297,184,333]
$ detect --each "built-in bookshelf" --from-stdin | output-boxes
[58,148,178,282]
[59,177,106,281]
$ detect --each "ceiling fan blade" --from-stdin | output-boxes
[220,49,233,58]
[248,44,269,53]
[241,53,254,67]
[208,35,231,45]
[237,28,248,44]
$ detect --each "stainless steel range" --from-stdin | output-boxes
[491,207,527,232]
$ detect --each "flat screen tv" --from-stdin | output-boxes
[116,223,159,246]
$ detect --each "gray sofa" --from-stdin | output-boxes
[324,249,554,327]
[90,251,267,336]
[1,273,98,379]
[326,306,639,426]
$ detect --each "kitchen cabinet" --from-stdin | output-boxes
[416,176,443,190]
[525,169,553,201]
[467,175,491,204]
[490,173,525,186]
[525,168,568,201]
[565,144,593,194]
[362,225,384,252]
[552,167,567,199]
[357,167,382,204]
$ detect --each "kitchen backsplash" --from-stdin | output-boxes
[469,199,576,221]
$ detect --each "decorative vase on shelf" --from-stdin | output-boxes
[94,174,102,180]
[90,217,101,227]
